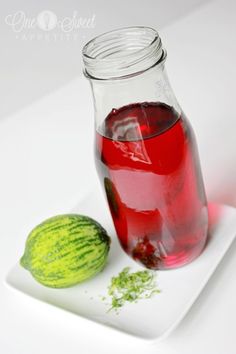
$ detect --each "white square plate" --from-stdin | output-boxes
[5,188,236,343]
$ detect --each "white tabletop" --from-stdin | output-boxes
[1,0,236,353]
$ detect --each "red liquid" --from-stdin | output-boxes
[95,102,208,269]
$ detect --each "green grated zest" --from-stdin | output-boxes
[107,267,160,312]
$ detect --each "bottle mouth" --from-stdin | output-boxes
[82,26,166,80]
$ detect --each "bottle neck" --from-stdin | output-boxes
[83,27,164,80]
[89,63,181,130]
[82,26,181,130]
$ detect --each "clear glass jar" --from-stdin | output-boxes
[82,26,208,270]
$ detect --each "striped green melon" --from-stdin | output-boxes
[20,214,111,288]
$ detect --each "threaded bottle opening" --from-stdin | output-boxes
[82,26,166,80]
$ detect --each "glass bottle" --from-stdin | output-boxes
[82,26,208,270]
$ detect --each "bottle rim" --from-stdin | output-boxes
[82,26,166,80]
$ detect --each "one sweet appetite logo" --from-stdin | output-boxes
[5,10,96,40]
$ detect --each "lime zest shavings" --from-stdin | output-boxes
[107,267,160,312]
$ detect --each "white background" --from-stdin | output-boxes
[1,0,208,119]
[1,0,236,353]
